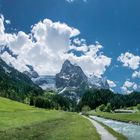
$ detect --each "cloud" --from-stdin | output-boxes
[107,80,116,88]
[71,38,86,46]
[66,0,75,3]
[0,15,15,45]
[67,43,111,76]
[132,71,140,78]
[66,0,87,3]
[1,51,29,72]
[5,20,11,24]
[0,15,5,35]
[121,80,138,94]
[0,15,111,77]
[118,52,140,70]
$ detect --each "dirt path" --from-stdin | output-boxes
[83,115,117,140]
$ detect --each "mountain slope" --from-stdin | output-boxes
[0,58,43,102]
[23,65,39,79]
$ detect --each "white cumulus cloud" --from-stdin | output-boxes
[5,20,11,24]
[0,15,111,77]
[107,80,116,88]
[121,80,138,94]
[66,0,87,3]
[132,71,140,78]
[118,52,140,70]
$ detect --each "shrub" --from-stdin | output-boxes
[129,107,134,110]
[98,104,106,112]
[30,96,34,106]
[137,104,140,110]
[104,103,112,112]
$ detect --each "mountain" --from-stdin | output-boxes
[29,59,109,99]
[88,75,109,89]
[56,60,88,89]
[0,58,43,102]
[32,75,56,90]
[13,59,110,102]
[55,60,109,100]
[56,60,109,90]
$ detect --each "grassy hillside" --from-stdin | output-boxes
[89,110,140,124]
[0,97,100,140]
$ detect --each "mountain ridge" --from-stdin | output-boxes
[31,60,109,99]
[0,57,43,102]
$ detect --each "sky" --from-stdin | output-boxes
[0,0,140,93]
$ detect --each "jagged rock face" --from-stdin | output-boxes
[88,75,109,89]
[23,65,39,79]
[56,60,88,89]
[0,45,18,58]
[23,70,39,79]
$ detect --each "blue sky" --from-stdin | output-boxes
[0,0,140,93]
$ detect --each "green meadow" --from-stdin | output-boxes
[0,97,100,140]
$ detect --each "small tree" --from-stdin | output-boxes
[137,104,140,110]
[104,103,112,112]
[35,97,44,108]
[30,96,34,106]
[98,104,106,112]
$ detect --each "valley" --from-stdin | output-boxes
[0,1,140,140]
[0,57,140,140]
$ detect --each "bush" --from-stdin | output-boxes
[104,103,112,112]
[30,96,34,106]
[129,107,134,110]
[137,104,140,110]
[35,97,45,108]
[98,104,106,112]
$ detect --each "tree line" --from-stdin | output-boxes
[78,89,140,111]
[30,93,76,111]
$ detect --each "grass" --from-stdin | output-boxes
[0,97,100,140]
[88,110,140,124]
[94,119,127,140]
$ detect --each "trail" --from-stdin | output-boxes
[83,115,117,140]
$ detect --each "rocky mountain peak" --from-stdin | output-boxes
[56,59,88,89]
[63,59,71,67]
[60,60,85,74]
[88,74,109,89]
[30,60,109,93]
